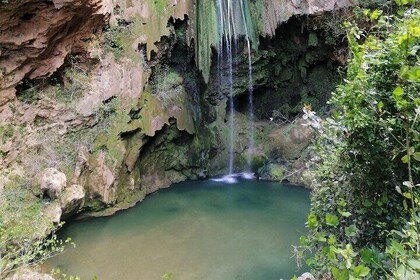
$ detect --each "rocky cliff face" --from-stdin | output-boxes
[0,0,112,105]
[0,0,354,218]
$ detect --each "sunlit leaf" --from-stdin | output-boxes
[370,9,383,20]
[325,214,339,227]
[338,209,352,217]
[393,86,404,98]
[353,265,370,277]
[377,101,384,111]
[403,192,412,199]
[307,213,318,229]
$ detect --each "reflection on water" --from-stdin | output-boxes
[46,179,310,280]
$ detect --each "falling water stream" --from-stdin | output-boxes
[216,0,255,177]
[240,0,255,172]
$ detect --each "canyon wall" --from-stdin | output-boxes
[0,0,355,217]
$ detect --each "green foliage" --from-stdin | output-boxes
[93,97,143,168]
[103,20,145,63]
[0,179,71,278]
[160,272,173,279]
[17,84,40,104]
[51,267,81,280]
[308,33,319,47]
[153,0,168,16]
[0,125,15,140]
[195,0,258,82]
[17,57,89,105]
[299,3,419,279]
[195,0,219,83]
[150,65,184,106]
[104,25,124,60]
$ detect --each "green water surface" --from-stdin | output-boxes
[47,179,310,280]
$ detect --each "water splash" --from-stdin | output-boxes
[210,172,255,184]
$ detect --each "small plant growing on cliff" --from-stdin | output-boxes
[150,65,183,106]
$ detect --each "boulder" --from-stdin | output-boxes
[32,168,66,199]
[85,151,117,205]
[258,163,286,181]
[41,202,62,224]
[8,268,54,280]
[268,119,314,160]
[61,184,85,218]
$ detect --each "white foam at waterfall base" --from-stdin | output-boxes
[240,172,255,179]
[211,172,255,183]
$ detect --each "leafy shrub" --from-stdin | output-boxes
[299,2,419,279]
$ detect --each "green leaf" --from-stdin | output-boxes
[353,265,370,277]
[325,213,339,227]
[403,192,412,199]
[407,259,420,270]
[377,101,384,111]
[401,154,409,163]
[394,0,410,5]
[307,213,318,229]
[393,86,404,98]
[328,235,337,245]
[299,235,308,246]
[315,232,327,242]
[338,209,352,217]
[160,272,173,280]
[370,9,382,20]
[345,224,357,237]
[409,146,415,155]
[327,245,338,261]
[403,199,408,210]
[414,152,420,162]
[363,200,373,207]
[391,240,406,256]
[361,248,380,265]
[332,267,349,280]
[337,198,347,207]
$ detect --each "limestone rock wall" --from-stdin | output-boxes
[0,0,112,105]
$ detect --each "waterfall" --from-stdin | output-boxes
[216,0,236,175]
[213,0,255,178]
[239,0,254,172]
